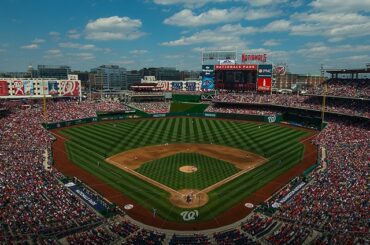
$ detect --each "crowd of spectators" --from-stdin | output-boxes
[205,104,278,116]
[66,226,117,245]
[213,93,370,118]
[130,102,170,114]
[213,229,259,245]
[124,229,166,245]
[241,214,277,238]
[265,224,310,245]
[275,118,369,237]
[107,219,139,239]
[0,105,102,242]
[169,234,211,244]
[306,79,370,98]
[1,96,369,243]
[43,99,130,123]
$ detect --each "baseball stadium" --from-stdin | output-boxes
[1,53,369,244]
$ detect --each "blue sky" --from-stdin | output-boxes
[0,0,370,74]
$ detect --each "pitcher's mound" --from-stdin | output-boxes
[169,189,208,208]
[179,165,198,173]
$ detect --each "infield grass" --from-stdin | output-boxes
[135,153,240,190]
[60,117,310,223]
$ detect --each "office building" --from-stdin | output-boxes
[90,65,127,90]
[35,65,71,79]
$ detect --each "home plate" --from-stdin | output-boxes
[245,203,254,208]
[124,204,134,210]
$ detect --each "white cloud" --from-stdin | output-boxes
[262,19,291,32]
[263,39,280,46]
[32,38,45,43]
[153,0,228,8]
[49,31,60,37]
[296,43,370,59]
[161,24,255,47]
[246,0,274,6]
[44,49,63,59]
[290,12,370,38]
[85,16,145,41]
[68,29,81,39]
[245,8,281,20]
[114,60,135,65]
[130,49,148,54]
[21,44,39,49]
[164,8,244,27]
[59,42,96,50]
[71,52,95,60]
[164,7,279,27]
[292,12,369,25]
[310,0,370,12]
[46,49,61,55]
[164,54,183,59]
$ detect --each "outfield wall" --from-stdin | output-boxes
[43,112,282,129]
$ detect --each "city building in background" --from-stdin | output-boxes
[140,67,181,81]
[126,70,142,87]
[274,73,325,91]
[90,65,127,91]
[30,65,71,79]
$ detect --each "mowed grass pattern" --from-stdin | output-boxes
[60,117,310,222]
[135,153,240,190]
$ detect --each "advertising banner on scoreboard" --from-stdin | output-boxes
[23,80,34,96]
[202,65,214,76]
[48,81,59,95]
[215,64,257,70]
[258,64,273,77]
[13,80,24,96]
[201,77,214,91]
[219,59,236,65]
[257,77,272,92]
[40,81,49,95]
[60,80,80,96]
[0,81,9,96]
[201,65,215,91]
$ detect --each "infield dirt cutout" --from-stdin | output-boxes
[106,144,266,208]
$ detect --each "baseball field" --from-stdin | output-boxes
[53,117,316,227]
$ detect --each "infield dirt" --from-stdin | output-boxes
[106,144,266,208]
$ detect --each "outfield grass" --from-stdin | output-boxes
[60,117,309,223]
[135,153,240,190]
